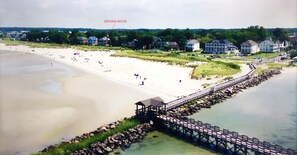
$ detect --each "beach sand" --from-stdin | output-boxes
[0,43,251,154]
[0,43,251,102]
[0,50,155,154]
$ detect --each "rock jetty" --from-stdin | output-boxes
[71,123,153,155]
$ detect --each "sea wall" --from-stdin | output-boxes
[40,117,154,154]
[71,123,153,155]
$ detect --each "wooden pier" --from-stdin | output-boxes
[155,115,296,155]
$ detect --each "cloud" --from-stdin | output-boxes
[0,0,296,28]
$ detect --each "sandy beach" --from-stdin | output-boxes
[0,43,251,154]
[0,50,155,154]
[0,43,251,102]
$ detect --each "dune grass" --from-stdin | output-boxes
[245,52,279,59]
[192,61,241,79]
[111,50,209,65]
[256,62,289,74]
[33,118,140,155]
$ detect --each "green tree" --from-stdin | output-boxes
[48,30,68,44]
[273,28,289,41]
[199,36,212,49]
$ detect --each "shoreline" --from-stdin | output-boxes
[0,43,251,102]
[38,67,297,154]
[0,50,157,154]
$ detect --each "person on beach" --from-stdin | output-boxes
[51,62,53,66]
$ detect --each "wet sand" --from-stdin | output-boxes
[0,50,155,154]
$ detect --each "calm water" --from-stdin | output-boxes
[116,68,297,154]
[189,68,297,149]
[112,131,215,155]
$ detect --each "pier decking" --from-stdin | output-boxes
[156,115,296,155]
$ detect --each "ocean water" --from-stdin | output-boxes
[112,131,215,155]
[189,68,297,149]
[116,68,297,154]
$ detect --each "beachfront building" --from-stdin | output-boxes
[98,36,110,46]
[204,39,238,54]
[77,37,88,44]
[259,40,279,52]
[122,39,138,48]
[276,40,290,51]
[185,39,200,51]
[160,42,179,51]
[88,36,98,46]
[240,40,259,55]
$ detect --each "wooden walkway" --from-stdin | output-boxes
[156,115,297,155]
[166,63,256,110]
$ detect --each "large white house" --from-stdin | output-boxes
[259,40,279,52]
[204,39,238,54]
[185,39,200,51]
[275,40,290,51]
[240,40,259,55]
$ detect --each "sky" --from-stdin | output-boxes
[0,0,296,29]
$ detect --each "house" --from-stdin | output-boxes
[160,42,179,51]
[240,40,259,55]
[98,36,110,46]
[122,39,138,48]
[185,39,200,51]
[204,39,238,54]
[259,40,279,52]
[88,36,98,46]
[275,40,290,51]
[77,37,88,44]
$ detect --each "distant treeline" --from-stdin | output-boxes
[6,26,293,49]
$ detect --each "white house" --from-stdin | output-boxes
[185,39,200,51]
[204,39,238,54]
[259,40,279,52]
[240,40,259,55]
[275,40,290,51]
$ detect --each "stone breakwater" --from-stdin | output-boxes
[71,123,153,155]
[41,119,124,152]
[167,69,282,118]
[40,116,154,154]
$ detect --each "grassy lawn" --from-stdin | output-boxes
[34,118,140,155]
[192,61,241,79]
[245,52,279,59]
[255,62,289,74]
[111,50,209,65]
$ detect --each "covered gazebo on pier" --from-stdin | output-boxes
[135,97,166,122]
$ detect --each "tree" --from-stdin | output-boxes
[69,29,85,44]
[273,28,289,41]
[48,30,68,44]
[26,30,46,42]
[138,35,154,49]
[199,36,212,49]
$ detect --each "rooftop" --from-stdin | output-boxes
[135,97,165,107]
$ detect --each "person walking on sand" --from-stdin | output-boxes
[51,62,53,66]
